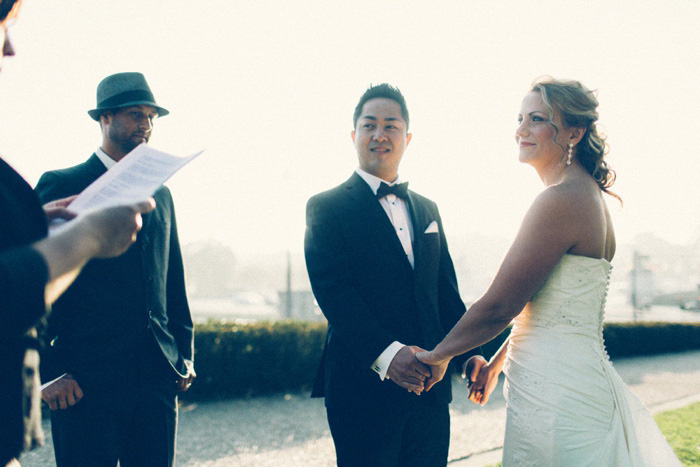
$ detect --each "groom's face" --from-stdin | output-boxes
[352,98,412,182]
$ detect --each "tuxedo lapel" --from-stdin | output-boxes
[344,173,413,271]
[407,191,440,274]
[406,192,425,269]
[405,192,443,343]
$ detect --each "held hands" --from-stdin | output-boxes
[386,345,432,395]
[414,349,452,392]
[467,357,499,405]
[413,352,499,403]
[41,373,83,410]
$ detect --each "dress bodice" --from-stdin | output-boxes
[517,254,611,328]
[510,254,612,362]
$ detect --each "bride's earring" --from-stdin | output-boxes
[566,144,573,166]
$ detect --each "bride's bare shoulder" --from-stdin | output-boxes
[525,177,604,243]
[538,176,600,211]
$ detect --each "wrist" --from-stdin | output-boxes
[72,218,103,258]
[486,361,503,377]
[432,344,453,364]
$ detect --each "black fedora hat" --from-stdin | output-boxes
[87,72,169,121]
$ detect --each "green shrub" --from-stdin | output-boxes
[185,321,326,400]
[603,322,700,358]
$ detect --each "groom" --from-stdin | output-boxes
[304,83,485,466]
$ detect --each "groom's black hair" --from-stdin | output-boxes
[353,83,410,130]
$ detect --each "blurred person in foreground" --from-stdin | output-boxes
[35,72,195,466]
[0,1,154,465]
[416,78,680,466]
[304,83,485,466]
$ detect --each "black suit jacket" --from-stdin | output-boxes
[35,154,193,384]
[304,172,478,410]
[0,158,49,334]
[0,158,50,462]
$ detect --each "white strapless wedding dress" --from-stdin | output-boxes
[502,254,680,466]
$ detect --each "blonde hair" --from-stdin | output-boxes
[531,76,620,202]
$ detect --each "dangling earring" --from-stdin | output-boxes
[566,144,573,166]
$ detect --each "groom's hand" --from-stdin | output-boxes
[41,373,83,410]
[386,345,431,394]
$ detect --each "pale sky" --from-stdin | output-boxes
[1,0,698,262]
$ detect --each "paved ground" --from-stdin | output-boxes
[19,349,700,466]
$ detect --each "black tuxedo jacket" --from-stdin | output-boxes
[304,172,479,410]
[35,154,193,384]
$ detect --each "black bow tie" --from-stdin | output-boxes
[376,181,409,200]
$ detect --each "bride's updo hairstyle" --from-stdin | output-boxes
[531,77,620,202]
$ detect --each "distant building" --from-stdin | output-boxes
[629,251,655,309]
[680,284,700,311]
[278,290,325,321]
[629,267,655,309]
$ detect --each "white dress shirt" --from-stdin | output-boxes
[355,168,412,381]
[95,147,117,170]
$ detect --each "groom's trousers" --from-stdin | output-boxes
[327,392,450,467]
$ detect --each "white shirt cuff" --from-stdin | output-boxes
[371,341,405,380]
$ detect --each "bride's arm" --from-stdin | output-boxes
[418,188,578,390]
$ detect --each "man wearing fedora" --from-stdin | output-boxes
[35,72,195,466]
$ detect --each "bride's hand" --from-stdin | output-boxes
[468,359,500,405]
[415,350,451,391]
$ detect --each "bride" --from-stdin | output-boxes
[417,77,680,466]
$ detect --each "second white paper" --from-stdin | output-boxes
[68,144,203,214]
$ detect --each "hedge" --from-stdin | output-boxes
[186,321,326,400]
[602,322,700,358]
[184,321,700,401]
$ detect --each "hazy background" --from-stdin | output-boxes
[1,0,698,310]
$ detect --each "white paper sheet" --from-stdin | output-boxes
[68,144,203,213]
[40,373,67,391]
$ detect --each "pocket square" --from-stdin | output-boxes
[424,221,438,234]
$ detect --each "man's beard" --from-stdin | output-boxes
[110,128,144,154]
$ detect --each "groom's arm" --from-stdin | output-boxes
[305,195,425,385]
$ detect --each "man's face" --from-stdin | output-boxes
[352,98,412,182]
[105,105,158,154]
